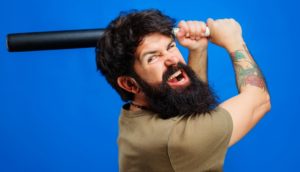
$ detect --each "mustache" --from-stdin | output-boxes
[162,63,185,82]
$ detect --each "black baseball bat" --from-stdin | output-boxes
[6,29,105,52]
[6,27,210,52]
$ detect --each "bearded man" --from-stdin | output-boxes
[96,9,271,172]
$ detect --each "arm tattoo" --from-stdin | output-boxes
[230,45,266,92]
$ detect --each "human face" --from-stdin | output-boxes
[133,62,218,119]
[134,33,190,89]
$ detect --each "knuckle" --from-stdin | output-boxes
[199,21,206,26]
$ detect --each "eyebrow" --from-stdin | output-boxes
[140,39,175,62]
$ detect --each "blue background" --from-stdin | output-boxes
[0,0,299,171]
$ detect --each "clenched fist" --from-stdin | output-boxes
[206,18,245,52]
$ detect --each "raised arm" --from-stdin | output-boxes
[188,44,208,83]
[176,20,208,83]
[207,18,271,146]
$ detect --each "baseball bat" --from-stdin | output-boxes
[6,27,210,52]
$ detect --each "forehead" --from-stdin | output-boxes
[135,33,172,59]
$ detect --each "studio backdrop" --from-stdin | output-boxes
[0,0,299,171]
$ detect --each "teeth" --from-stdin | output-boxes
[168,70,182,81]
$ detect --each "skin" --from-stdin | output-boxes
[206,18,271,146]
[133,33,186,86]
[133,20,209,86]
[118,18,271,147]
[117,20,209,108]
[177,20,209,82]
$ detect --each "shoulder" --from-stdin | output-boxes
[168,107,232,137]
[167,107,233,170]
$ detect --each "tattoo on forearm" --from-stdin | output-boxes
[230,45,266,91]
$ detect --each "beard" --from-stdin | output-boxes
[132,62,218,119]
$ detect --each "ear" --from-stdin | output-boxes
[117,76,140,94]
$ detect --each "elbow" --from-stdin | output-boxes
[252,92,271,124]
[265,99,271,113]
[263,92,271,113]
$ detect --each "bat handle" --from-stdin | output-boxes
[173,26,210,37]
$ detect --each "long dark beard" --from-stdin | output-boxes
[133,63,218,119]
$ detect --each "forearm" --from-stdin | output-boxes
[175,20,209,82]
[229,44,268,93]
[229,43,271,118]
[224,43,271,146]
[188,48,208,83]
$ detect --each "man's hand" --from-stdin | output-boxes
[176,20,208,51]
[176,20,209,82]
[206,18,245,52]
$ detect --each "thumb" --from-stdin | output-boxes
[176,29,186,40]
[206,18,214,28]
[206,18,214,39]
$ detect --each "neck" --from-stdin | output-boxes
[130,95,148,111]
[131,102,147,110]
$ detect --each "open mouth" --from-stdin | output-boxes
[167,69,190,88]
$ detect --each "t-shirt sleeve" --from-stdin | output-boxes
[167,107,233,172]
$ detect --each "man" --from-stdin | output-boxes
[96,9,271,172]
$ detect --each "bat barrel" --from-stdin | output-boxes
[6,29,104,52]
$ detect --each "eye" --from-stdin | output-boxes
[168,42,176,50]
[147,55,157,63]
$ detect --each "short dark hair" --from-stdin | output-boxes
[96,9,176,101]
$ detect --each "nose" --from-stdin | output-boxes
[163,51,178,66]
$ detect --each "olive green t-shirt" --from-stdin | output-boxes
[118,106,233,172]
